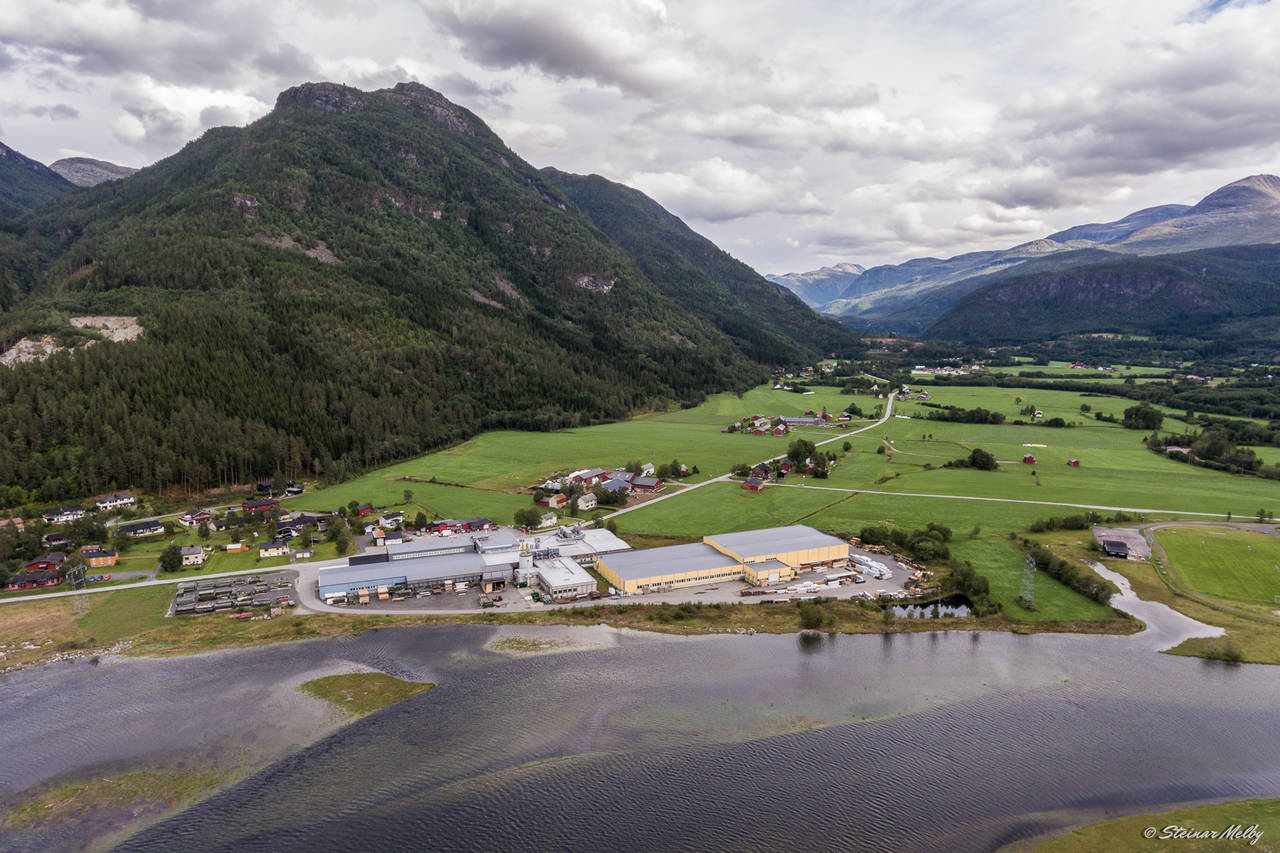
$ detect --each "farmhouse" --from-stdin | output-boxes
[577,492,598,512]
[596,525,849,594]
[379,511,404,529]
[95,493,135,512]
[180,546,208,566]
[750,463,770,479]
[537,493,568,509]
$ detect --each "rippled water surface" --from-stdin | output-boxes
[55,619,1275,853]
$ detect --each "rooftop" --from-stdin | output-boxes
[707,525,848,560]
[535,557,594,589]
[600,543,739,582]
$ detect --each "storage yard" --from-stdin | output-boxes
[170,573,296,616]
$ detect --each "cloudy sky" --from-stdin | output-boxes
[2,0,1279,273]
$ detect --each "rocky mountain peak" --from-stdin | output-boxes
[277,81,367,114]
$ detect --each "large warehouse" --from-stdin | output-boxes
[596,524,849,594]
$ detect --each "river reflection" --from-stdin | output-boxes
[90,617,1280,853]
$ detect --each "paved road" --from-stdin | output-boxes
[604,394,896,519]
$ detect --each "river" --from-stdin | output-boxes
[2,571,1278,852]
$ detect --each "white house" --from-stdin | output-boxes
[180,546,208,566]
[538,511,558,529]
[95,493,135,512]
[577,492,598,512]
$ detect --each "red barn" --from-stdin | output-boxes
[1067,458,1080,467]
[1022,454,1037,464]
[243,498,279,516]
[742,477,765,491]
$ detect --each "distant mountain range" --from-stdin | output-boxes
[0,81,859,500]
[49,157,138,187]
[772,174,1280,335]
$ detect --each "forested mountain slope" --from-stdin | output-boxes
[925,243,1280,346]
[0,141,74,221]
[0,81,800,505]
[543,168,861,364]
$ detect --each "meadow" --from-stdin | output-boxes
[1155,526,1280,608]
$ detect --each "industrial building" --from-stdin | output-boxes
[316,526,630,601]
[530,556,597,599]
[596,525,849,594]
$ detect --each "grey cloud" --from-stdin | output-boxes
[199,104,243,128]
[255,43,319,79]
[2,101,80,120]
[0,45,13,72]
[435,72,513,102]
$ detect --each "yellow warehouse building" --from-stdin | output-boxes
[596,525,850,594]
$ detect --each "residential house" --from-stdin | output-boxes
[257,541,290,559]
[378,511,404,529]
[42,532,72,549]
[82,547,118,568]
[751,463,770,479]
[640,462,656,477]
[3,517,24,533]
[276,521,303,540]
[4,569,62,591]
[742,477,765,491]
[284,485,304,496]
[537,493,568,509]
[120,520,165,537]
[180,546,208,566]
[26,553,68,573]
[42,506,85,525]
[95,493,136,512]
[177,509,213,528]
[538,511,558,529]
[242,498,279,516]
[577,492,598,512]
[355,503,373,517]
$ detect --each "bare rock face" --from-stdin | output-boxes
[572,274,615,293]
[280,82,367,114]
[255,234,341,264]
[49,157,137,187]
[379,82,475,136]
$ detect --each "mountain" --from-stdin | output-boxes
[0,141,75,220]
[0,80,830,503]
[774,175,1280,333]
[49,157,138,187]
[543,169,861,364]
[765,263,865,307]
[925,243,1280,346]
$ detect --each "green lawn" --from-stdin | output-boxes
[948,538,1116,622]
[75,585,173,644]
[1155,526,1280,607]
[981,360,1168,378]
[1033,797,1279,852]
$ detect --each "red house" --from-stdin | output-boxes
[243,498,279,516]
[1022,454,1037,465]
[742,477,765,491]
[4,569,62,591]
[356,503,373,517]
[631,476,664,492]
[25,552,68,573]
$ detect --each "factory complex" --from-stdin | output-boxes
[316,525,626,602]
[597,525,849,595]
[315,523,853,604]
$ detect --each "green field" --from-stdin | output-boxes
[979,360,1167,378]
[1155,526,1280,607]
[948,538,1115,622]
[1032,797,1279,853]
[288,382,1279,536]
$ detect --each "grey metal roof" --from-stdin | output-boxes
[599,543,739,581]
[708,525,848,560]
